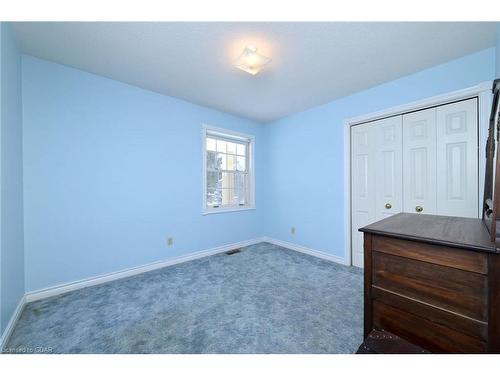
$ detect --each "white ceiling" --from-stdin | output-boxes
[11,22,497,123]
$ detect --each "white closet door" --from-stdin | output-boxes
[375,116,403,221]
[436,98,478,218]
[403,108,437,215]
[351,122,376,268]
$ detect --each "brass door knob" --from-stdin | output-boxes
[415,206,423,213]
[385,203,392,209]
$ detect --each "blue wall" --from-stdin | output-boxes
[22,55,265,292]
[19,45,500,293]
[264,48,496,261]
[0,23,24,334]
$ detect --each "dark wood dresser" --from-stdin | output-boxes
[360,213,500,353]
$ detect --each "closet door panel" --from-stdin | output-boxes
[403,108,437,215]
[351,123,376,268]
[375,116,403,221]
[436,98,478,218]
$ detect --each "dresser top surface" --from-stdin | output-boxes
[360,213,497,253]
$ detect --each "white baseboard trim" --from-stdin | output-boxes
[0,295,26,352]
[262,237,349,266]
[25,237,265,303]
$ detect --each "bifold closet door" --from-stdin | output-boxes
[375,116,403,221]
[436,98,478,218]
[401,99,478,217]
[351,122,376,268]
[352,98,479,268]
[351,117,402,268]
[403,108,437,215]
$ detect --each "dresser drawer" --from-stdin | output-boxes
[372,251,488,321]
[372,286,488,341]
[372,235,488,274]
[373,300,487,353]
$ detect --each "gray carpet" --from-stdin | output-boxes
[5,242,363,353]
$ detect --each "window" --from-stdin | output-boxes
[203,125,255,214]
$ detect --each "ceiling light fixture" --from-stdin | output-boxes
[233,45,271,75]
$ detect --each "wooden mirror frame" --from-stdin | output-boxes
[483,79,500,248]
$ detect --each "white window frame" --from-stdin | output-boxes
[202,124,255,215]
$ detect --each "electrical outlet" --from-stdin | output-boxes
[167,237,173,246]
[291,227,295,235]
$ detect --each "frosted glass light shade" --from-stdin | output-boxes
[233,46,271,75]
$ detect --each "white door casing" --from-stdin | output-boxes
[402,107,437,215]
[436,98,478,218]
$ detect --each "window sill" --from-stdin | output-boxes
[202,205,256,215]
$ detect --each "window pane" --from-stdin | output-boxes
[215,190,222,206]
[237,143,246,156]
[235,173,247,205]
[232,191,240,205]
[207,188,222,207]
[236,190,246,205]
[207,171,220,188]
[216,139,226,153]
[236,156,246,171]
[206,138,216,152]
[227,142,236,155]
[222,189,236,205]
[235,172,246,190]
[217,153,226,170]
[207,151,217,170]
[226,154,236,171]
[206,189,215,206]
[221,172,235,189]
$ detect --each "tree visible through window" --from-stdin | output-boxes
[204,126,254,212]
